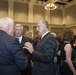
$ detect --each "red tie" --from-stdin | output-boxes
[37,37,42,45]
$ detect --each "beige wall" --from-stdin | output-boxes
[0,0,8,18]
[0,0,76,25]
[51,27,64,35]
[0,0,76,35]
[33,5,45,22]
[65,5,76,25]
[50,9,63,24]
[14,2,28,22]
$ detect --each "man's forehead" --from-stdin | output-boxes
[37,23,44,27]
[15,26,23,29]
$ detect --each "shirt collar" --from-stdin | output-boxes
[16,36,22,43]
[19,36,23,43]
[0,29,7,34]
[42,31,49,38]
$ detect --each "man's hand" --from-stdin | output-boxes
[24,42,34,54]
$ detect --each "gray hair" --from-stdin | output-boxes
[15,24,23,29]
[37,20,49,29]
[41,20,49,28]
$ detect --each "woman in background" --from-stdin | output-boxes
[59,29,76,75]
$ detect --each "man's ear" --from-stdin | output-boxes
[7,25,10,30]
[7,24,11,33]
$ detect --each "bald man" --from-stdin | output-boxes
[24,20,57,75]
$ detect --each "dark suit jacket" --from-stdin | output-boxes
[0,30,28,75]
[20,36,33,59]
[32,32,57,75]
[20,36,33,75]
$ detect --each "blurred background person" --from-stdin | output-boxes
[14,24,33,75]
[33,34,40,48]
[59,29,76,75]
[51,32,59,75]
[51,32,59,45]
[70,35,76,69]
[24,31,33,39]
[24,30,36,49]
[0,17,28,75]
[24,20,57,75]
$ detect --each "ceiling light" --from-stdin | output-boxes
[45,3,57,10]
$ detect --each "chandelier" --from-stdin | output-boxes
[45,3,57,10]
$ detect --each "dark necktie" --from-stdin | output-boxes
[16,37,19,42]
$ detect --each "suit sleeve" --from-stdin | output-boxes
[32,36,57,63]
[10,38,28,70]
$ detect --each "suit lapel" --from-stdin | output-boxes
[42,32,50,40]
[21,36,24,44]
[36,32,50,47]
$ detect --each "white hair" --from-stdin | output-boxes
[0,17,14,36]
[0,17,13,27]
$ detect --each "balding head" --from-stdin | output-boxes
[36,20,49,36]
[0,17,14,36]
[37,20,49,28]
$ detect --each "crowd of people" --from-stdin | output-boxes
[0,17,76,75]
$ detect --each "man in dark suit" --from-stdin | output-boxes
[14,24,33,75]
[24,20,57,75]
[0,17,28,75]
